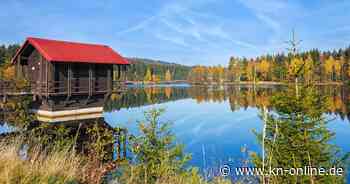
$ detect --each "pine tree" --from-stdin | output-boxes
[125,108,191,183]
[251,86,347,183]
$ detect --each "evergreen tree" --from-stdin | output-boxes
[251,86,348,183]
[119,108,192,184]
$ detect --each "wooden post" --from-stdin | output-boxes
[107,67,112,93]
[67,64,72,97]
[123,65,128,81]
[122,65,125,80]
[39,56,42,97]
[88,64,92,96]
[52,63,55,94]
[118,65,121,80]
[2,95,6,103]
[46,59,49,97]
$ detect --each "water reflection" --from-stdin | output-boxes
[104,86,190,111]
[105,84,350,181]
[105,85,350,119]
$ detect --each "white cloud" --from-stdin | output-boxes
[116,15,157,35]
[155,33,189,48]
[236,0,285,34]
[160,17,204,42]
[115,0,258,51]
[255,13,281,33]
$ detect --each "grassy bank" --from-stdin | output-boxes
[0,138,84,184]
[0,138,233,184]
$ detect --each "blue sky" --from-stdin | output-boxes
[1,0,350,66]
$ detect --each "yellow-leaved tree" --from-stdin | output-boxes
[333,60,342,81]
[165,69,172,81]
[303,55,314,84]
[246,60,256,82]
[2,65,15,80]
[288,56,304,82]
[258,58,270,81]
[144,68,152,82]
[228,57,241,82]
[152,74,159,82]
[324,56,335,81]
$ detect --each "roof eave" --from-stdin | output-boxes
[11,38,53,64]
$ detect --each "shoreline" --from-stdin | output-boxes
[126,80,344,86]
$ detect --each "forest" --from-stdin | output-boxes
[123,57,191,81]
[188,47,350,84]
[3,44,350,85]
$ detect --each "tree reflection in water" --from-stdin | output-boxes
[106,85,350,121]
[105,84,350,182]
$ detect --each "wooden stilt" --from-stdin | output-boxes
[64,64,72,107]
[2,94,6,103]
[67,64,72,97]
[46,59,49,97]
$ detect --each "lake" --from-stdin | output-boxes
[1,84,348,181]
[104,84,350,180]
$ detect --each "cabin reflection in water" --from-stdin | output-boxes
[34,104,127,161]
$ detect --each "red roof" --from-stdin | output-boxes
[12,37,129,65]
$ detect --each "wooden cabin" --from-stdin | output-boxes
[11,37,129,111]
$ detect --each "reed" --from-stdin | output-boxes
[0,138,84,184]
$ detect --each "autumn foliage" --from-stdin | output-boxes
[188,48,350,84]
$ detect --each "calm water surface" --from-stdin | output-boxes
[103,85,350,178]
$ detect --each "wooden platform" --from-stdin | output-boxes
[32,107,103,123]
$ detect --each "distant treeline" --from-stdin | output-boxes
[188,46,350,84]
[124,58,191,81]
[0,44,20,65]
